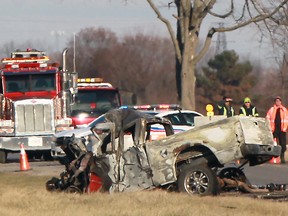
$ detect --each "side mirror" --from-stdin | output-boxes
[70,72,78,94]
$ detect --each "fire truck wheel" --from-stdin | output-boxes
[34,152,43,160]
[27,152,35,160]
[43,151,54,161]
[0,150,7,163]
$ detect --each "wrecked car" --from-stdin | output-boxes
[51,106,203,157]
[47,108,281,195]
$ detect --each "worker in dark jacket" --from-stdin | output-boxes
[239,97,259,117]
[217,96,235,117]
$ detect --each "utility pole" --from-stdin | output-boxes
[281,53,288,99]
[215,22,227,55]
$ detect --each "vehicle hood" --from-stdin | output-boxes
[5,91,57,101]
[54,127,92,138]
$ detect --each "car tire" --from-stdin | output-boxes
[65,185,82,194]
[178,164,219,196]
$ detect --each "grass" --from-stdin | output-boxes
[0,173,288,216]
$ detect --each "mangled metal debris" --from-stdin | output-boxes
[46,108,281,195]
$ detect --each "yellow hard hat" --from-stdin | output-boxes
[244,97,251,103]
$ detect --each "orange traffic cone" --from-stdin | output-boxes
[20,143,30,171]
[269,138,281,164]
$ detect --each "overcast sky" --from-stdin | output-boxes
[0,0,278,67]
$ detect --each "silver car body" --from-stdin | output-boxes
[52,109,203,155]
[88,111,280,192]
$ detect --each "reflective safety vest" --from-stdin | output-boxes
[240,106,259,117]
[266,105,288,132]
[218,105,235,117]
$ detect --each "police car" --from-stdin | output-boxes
[123,104,203,140]
[51,104,203,156]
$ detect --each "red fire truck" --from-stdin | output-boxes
[0,48,77,163]
[70,78,122,126]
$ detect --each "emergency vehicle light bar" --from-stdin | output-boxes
[1,48,50,65]
[11,48,46,58]
[1,56,49,64]
[78,78,104,83]
[77,82,113,88]
[121,104,182,111]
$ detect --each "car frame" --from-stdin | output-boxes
[52,108,281,195]
[51,107,203,156]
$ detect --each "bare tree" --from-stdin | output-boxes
[266,16,288,100]
[146,0,288,110]
[107,34,177,104]
[64,28,177,105]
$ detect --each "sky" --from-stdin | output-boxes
[0,0,280,67]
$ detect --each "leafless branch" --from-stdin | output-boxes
[146,0,182,63]
[193,28,215,64]
[213,0,288,33]
[234,1,246,21]
[208,0,234,18]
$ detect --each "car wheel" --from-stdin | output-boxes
[178,164,219,195]
[65,185,82,194]
[218,167,250,185]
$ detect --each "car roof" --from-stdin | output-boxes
[88,108,173,128]
[120,104,203,116]
[86,107,204,130]
[155,110,203,117]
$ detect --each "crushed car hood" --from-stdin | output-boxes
[54,127,92,138]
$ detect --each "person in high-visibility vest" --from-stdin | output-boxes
[217,96,235,117]
[266,96,288,164]
[239,97,259,117]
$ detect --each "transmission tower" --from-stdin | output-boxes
[215,22,227,55]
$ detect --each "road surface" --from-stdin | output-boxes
[243,162,288,185]
[2,153,288,200]
[1,153,288,186]
[0,153,63,177]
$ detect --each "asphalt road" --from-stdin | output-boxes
[243,162,288,185]
[0,153,63,177]
[1,152,288,187]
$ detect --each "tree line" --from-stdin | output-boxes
[58,27,284,116]
[0,27,286,116]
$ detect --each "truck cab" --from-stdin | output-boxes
[0,48,77,163]
[70,78,121,127]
